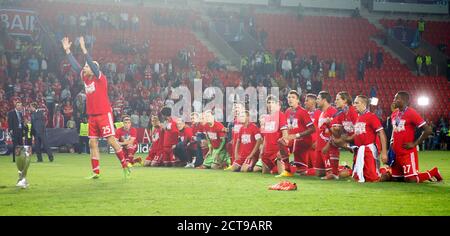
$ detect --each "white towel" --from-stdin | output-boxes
[352,143,377,183]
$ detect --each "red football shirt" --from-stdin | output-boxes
[391,107,426,156]
[205,121,226,149]
[179,126,193,143]
[232,119,243,151]
[238,123,261,158]
[354,111,383,146]
[82,72,112,115]
[331,105,358,135]
[309,109,321,143]
[261,111,288,153]
[191,123,204,135]
[115,127,138,145]
[162,117,179,148]
[189,123,204,149]
[285,106,314,144]
[317,106,338,141]
[232,119,243,141]
[150,126,163,150]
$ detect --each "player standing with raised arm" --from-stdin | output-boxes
[61,37,131,179]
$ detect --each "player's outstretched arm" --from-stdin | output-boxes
[61,37,82,74]
[79,36,100,78]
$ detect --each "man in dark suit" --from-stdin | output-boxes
[30,102,54,162]
[7,101,24,162]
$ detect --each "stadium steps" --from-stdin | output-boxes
[193,9,240,71]
[360,7,409,66]
[191,29,238,71]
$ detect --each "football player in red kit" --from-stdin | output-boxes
[115,116,142,166]
[342,95,388,182]
[62,36,130,179]
[185,112,207,168]
[304,93,321,176]
[202,110,230,169]
[323,91,359,178]
[314,91,338,178]
[145,115,163,166]
[329,92,358,147]
[232,110,262,172]
[259,95,293,177]
[281,90,315,175]
[390,91,442,183]
[174,118,194,167]
[226,102,245,170]
[160,107,179,167]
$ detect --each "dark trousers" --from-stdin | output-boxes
[77,136,90,154]
[11,129,23,162]
[194,133,206,167]
[34,133,53,161]
[174,142,190,163]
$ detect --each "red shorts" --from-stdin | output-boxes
[234,152,259,167]
[161,147,175,164]
[328,146,340,161]
[123,145,137,159]
[306,147,316,168]
[150,152,163,165]
[315,140,339,171]
[146,146,161,161]
[352,148,380,182]
[391,150,419,178]
[88,112,115,138]
[261,151,280,171]
[314,145,339,170]
[290,139,311,171]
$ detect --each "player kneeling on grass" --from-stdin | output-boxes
[336,95,388,182]
[115,115,142,167]
[232,110,262,172]
[388,91,442,183]
[158,107,179,167]
[186,112,207,168]
[282,90,315,175]
[201,110,230,169]
[321,92,358,179]
[258,95,294,177]
[226,102,245,170]
[145,115,163,167]
[173,118,194,167]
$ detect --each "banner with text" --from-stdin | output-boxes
[0,8,38,37]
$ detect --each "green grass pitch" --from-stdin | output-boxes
[0,151,449,215]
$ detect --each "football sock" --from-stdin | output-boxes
[91,158,100,174]
[331,158,339,176]
[115,150,128,168]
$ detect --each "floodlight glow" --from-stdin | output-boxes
[418,96,429,106]
[370,97,379,106]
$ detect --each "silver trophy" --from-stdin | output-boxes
[15,145,32,188]
[16,145,32,157]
